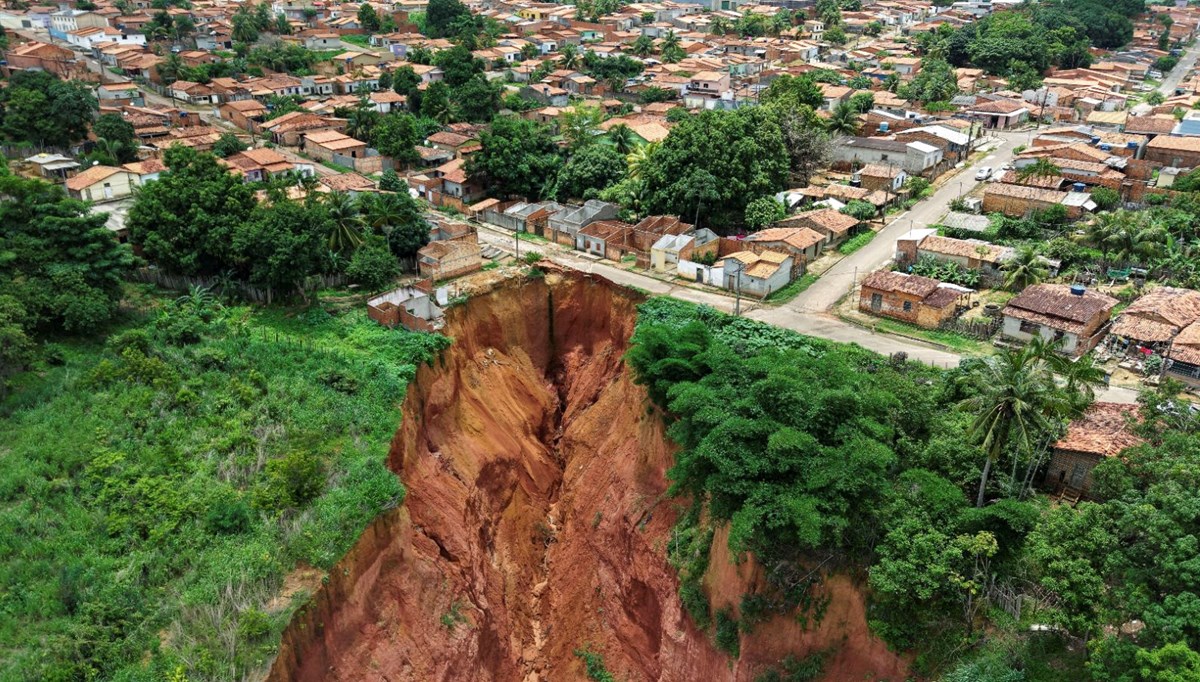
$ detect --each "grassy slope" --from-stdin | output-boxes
[0,286,447,682]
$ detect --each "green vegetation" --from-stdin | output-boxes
[626,298,1195,677]
[867,317,988,354]
[837,231,876,255]
[574,645,616,682]
[764,273,819,303]
[0,71,96,149]
[440,600,468,629]
[0,288,448,680]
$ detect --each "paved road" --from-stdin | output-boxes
[1132,41,1200,115]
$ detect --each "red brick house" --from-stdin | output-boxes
[1044,402,1142,499]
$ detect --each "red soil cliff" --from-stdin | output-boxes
[265,271,909,682]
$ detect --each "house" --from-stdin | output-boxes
[481,201,564,235]
[1145,135,1200,169]
[834,137,943,177]
[5,41,77,77]
[65,165,138,202]
[319,172,377,195]
[859,270,970,328]
[547,200,620,247]
[718,250,794,298]
[1044,402,1142,498]
[775,208,862,246]
[219,99,269,132]
[649,229,719,273]
[744,226,826,264]
[418,239,482,280]
[303,129,369,164]
[366,280,445,332]
[982,183,1095,219]
[24,153,80,181]
[688,70,731,97]
[1001,284,1118,356]
[858,163,906,192]
[121,158,168,185]
[965,98,1029,129]
[1165,320,1200,387]
[222,147,305,182]
[913,235,1013,279]
[576,219,635,258]
[1109,287,1200,355]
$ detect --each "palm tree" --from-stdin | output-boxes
[158,53,185,84]
[559,43,579,69]
[958,347,1065,507]
[630,34,655,57]
[1083,210,1167,262]
[825,102,860,136]
[520,43,539,61]
[709,16,732,35]
[608,124,636,154]
[346,105,378,141]
[1001,245,1049,291]
[626,141,659,181]
[1017,157,1062,182]
[660,30,680,54]
[324,191,363,252]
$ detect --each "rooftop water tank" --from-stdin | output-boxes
[1100,143,1112,151]
[1090,136,1101,144]
[1073,182,1087,192]
[1070,284,1087,296]
[1127,141,1139,150]
[879,122,890,132]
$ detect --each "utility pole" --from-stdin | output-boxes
[515,225,520,261]
[733,260,744,316]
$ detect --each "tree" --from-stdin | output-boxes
[1146,90,1166,106]
[1091,186,1120,211]
[777,109,832,185]
[467,116,562,199]
[379,168,404,192]
[559,43,579,69]
[0,295,34,400]
[92,113,139,163]
[848,91,875,113]
[357,2,381,32]
[899,58,958,103]
[1016,157,1062,182]
[625,141,659,181]
[0,174,135,335]
[825,102,861,136]
[425,0,471,38]
[554,144,626,201]
[127,146,257,276]
[1006,59,1043,92]
[452,75,502,123]
[273,13,292,35]
[760,74,824,111]
[824,25,847,45]
[323,191,363,253]
[345,103,380,141]
[231,11,259,44]
[641,107,789,229]
[420,81,453,123]
[212,132,249,158]
[358,191,428,265]
[608,124,636,155]
[1000,245,1049,291]
[743,196,786,229]
[842,199,877,222]
[345,236,400,290]
[560,104,604,149]
[0,71,97,149]
[630,34,655,56]
[233,199,331,299]
[371,112,433,166]
[957,347,1066,507]
[434,45,485,87]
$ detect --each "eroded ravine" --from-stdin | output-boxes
[265,270,909,682]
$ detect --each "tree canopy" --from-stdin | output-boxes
[466,116,562,200]
[0,71,97,149]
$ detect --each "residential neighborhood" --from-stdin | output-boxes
[5,0,1200,678]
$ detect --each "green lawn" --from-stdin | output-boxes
[870,317,989,354]
[340,34,372,48]
[516,231,550,244]
[838,231,877,255]
[765,273,819,303]
[320,159,356,174]
[0,288,448,680]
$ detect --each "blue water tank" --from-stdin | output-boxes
[1100,143,1112,151]
[879,122,890,132]
[1090,136,1101,144]
[1073,182,1087,192]
[1070,284,1087,296]
[1127,141,1139,149]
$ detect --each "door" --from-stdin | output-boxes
[103,183,113,199]
[1068,462,1087,489]
[870,293,883,312]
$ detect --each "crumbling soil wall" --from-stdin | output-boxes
[266,271,910,682]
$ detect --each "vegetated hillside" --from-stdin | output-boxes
[0,286,447,681]
[627,298,1200,680]
[265,270,906,682]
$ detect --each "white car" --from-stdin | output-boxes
[975,167,993,181]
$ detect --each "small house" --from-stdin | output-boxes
[1110,287,1200,356]
[417,240,482,280]
[1001,284,1117,355]
[1044,402,1142,499]
[367,280,445,332]
[859,270,970,328]
[65,165,138,202]
[719,250,794,298]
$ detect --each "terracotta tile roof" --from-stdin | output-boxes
[66,165,125,191]
[1148,135,1200,152]
[746,226,825,251]
[1054,402,1143,457]
[984,182,1068,203]
[1168,320,1200,365]
[861,269,940,298]
[1112,287,1200,342]
[919,235,1011,263]
[319,172,375,192]
[780,207,860,235]
[1003,284,1117,334]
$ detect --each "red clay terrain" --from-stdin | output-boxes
[265,271,909,682]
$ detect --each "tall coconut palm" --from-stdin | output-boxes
[324,191,363,252]
[1017,157,1062,182]
[608,124,636,155]
[625,140,659,181]
[825,102,860,136]
[559,43,579,69]
[1001,245,1050,291]
[660,30,681,54]
[630,34,655,57]
[709,16,732,35]
[958,347,1066,507]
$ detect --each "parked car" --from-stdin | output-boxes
[975,167,993,181]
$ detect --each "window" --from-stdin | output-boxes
[880,154,889,161]
[902,300,912,312]
[1019,319,1039,334]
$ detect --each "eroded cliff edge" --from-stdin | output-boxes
[266,270,908,682]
